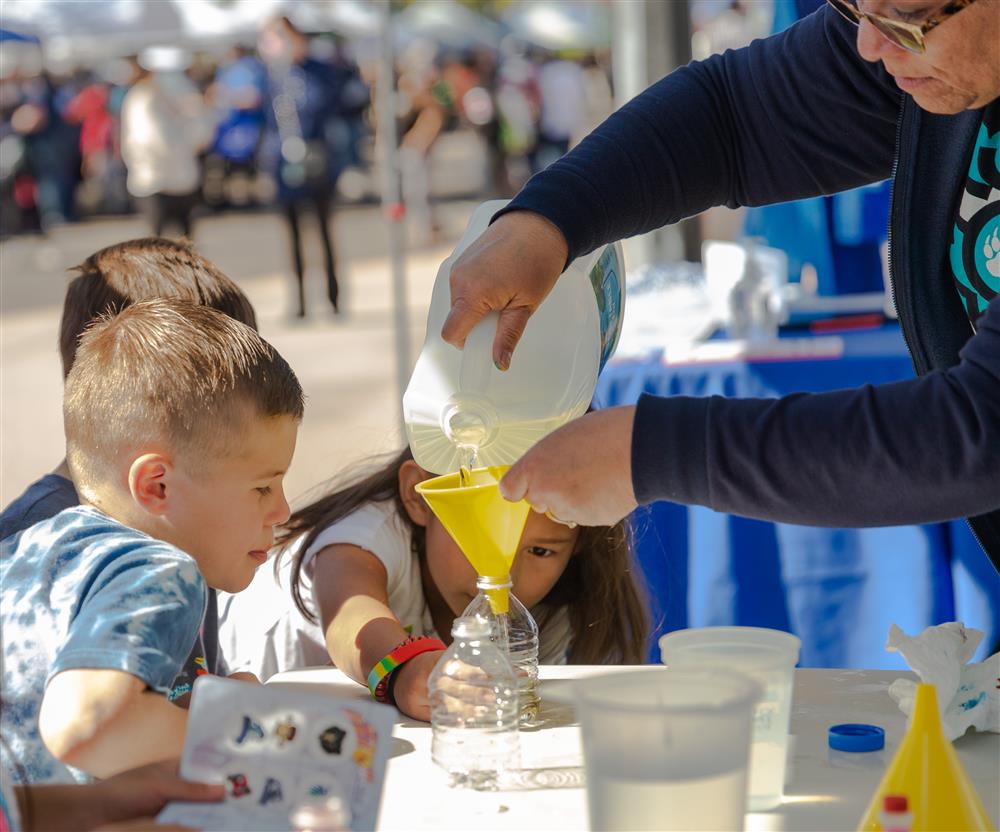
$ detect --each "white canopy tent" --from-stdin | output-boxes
[0,0,379,65]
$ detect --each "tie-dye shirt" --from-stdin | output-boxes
[0,506,205,784]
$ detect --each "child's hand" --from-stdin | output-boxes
[427,660,508,719]
[391,651,444,722]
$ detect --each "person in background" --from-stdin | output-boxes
[0,299,302,783]
[578,52,614,142]
[396,39,447,247]
[218,447,649,722]
[531,49,586,174]
[258,16,358,317]
[120,47,214,238]
[63,69,123,215]
[494,38,542,194]
[203,44,267,208]
[9,69,81,229]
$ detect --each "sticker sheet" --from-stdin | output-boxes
[158,675,396,831]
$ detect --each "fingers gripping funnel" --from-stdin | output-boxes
[858,684,994,831]
[415,466,531,614]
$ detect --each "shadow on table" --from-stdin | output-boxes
[389,736,416,759]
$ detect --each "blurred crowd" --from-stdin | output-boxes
[0,21,614,246]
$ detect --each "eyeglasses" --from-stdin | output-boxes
[826,0,977,53]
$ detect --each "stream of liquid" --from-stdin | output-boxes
[458,446,478,487]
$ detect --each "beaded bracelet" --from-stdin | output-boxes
[367,635,446,704]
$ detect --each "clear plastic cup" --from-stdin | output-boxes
[573,668,761,831]
[659,626,801,811]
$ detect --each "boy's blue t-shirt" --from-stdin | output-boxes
[0,475,226,692]
[0,506,206,784]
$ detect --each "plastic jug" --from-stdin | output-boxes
[403,200,626,474]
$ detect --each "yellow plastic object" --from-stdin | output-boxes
[415,465,530,614]
[859,684,994,831]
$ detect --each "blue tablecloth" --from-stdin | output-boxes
[597,324,1000,668]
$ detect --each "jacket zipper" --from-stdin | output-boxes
[885,95,932,375]
[885,100,903,327]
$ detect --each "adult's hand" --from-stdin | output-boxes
[441,210,568,370]
[499,406,638,527]
[87,759,224,829]
[17,759,223,832]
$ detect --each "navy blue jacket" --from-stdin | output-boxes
[503,6,1000,574]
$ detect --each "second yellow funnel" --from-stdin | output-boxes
[415,465,531,614]
[858,683,994,831]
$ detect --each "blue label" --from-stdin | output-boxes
[588,244,624,372]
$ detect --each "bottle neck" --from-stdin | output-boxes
[477,575,512,592]
[477,575,512,615]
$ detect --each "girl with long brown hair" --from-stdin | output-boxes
[219,447,649,721]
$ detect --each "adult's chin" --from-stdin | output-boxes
[905,82,976,115]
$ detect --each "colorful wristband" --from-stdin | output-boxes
[367,635,446,704]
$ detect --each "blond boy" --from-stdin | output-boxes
[0,299,303,783]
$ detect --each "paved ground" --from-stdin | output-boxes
[1,198,480,510]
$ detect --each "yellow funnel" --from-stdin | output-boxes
[415,465,531,614]
[858,684,994,831]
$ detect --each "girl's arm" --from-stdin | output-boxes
[312,543,442,720]
[39,669,188,778]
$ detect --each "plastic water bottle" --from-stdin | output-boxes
[428,615,520,790]
[403,199,626,474]
[462,577,540,725]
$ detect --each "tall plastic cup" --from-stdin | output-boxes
[573,668,760,831]
[659,627,801,811]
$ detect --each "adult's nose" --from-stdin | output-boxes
[855,17,904,63]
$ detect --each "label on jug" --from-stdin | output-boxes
[588,244,624,372]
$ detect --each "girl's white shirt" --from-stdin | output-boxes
[218,500,571,680]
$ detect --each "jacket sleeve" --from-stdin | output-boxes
[500,5,901,262]
[632,296,1000,526]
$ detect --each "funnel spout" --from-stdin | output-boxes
[477,575,513,616]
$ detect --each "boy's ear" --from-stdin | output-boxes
[128,453,173,516]
[398,459,430,527]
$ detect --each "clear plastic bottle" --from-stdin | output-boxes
[428,615,520,790]
[403,199,626,475]
[462,577,540,725]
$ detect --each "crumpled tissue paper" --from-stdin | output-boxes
[886,621,999,741]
